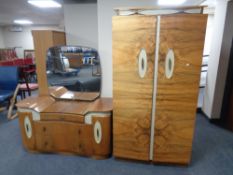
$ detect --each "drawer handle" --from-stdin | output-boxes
[165,49,175,79]
[94,121,102,144]
[43,127,46,132]
[138,48,147,78]
[78,129,81,135]
[24,116,32,139]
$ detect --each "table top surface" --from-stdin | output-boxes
[16,95,112,115]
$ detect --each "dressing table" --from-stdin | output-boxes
[16,46,112,159]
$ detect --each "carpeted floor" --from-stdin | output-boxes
[0,111,233,175]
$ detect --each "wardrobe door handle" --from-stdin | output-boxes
[138,48,147,78]
[165,49,175,79]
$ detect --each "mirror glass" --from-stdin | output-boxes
[46,45,101,97]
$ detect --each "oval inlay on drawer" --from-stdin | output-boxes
[24,116,32,139]
[94,121,102,144]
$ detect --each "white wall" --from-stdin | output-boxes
[64,4,98,49]
[0,27,5,48]
[2,25,63,58]
[202,0,232,119]
[210,0,233,119]
[98,0,160,97]
[212,0,233,119]
[203,14,214,56]
[2,26,34,58]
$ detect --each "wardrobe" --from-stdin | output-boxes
[113,6,207,165]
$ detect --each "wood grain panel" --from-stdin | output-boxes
[87,98,113,113]
[49,86,68,97]
[43,98,113,115]
[32,30,66,96]
[40,113,84,123]
[34,121,93,155]
[153,14,207,164]
[18,112,36,151]
[92,116,112,157]
[52,31,66,46]
[32,31,53,96]
[16,96,55,112]
[113,15,156,161]
[42,101,89,115]
[49,86,99,101]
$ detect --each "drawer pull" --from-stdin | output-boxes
[165,49,175,79]
[78,129,81,135]
[138,48,147,78]
[24,116,32,139]
[94,121,102,144]
[43,127,46,132]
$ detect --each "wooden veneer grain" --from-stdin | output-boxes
[112,15,156,161]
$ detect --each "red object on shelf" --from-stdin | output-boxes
[0,58,34,66]
[13,58,24,66]
[24,58,33,65]
[0,48,18,61]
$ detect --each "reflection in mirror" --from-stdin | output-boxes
[46,46,101,100]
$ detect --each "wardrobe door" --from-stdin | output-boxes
[113,16,156,161]
[153,14,207,164]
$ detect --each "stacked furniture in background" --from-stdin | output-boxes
[112,6,207,165]
[0,48,17,61]
[0,58,38,99]
[47,46,83,75]
[47,46,101,92]
[0,58,33,66]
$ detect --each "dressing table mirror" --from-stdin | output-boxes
[46,46,101,101]
[16,41,112,159]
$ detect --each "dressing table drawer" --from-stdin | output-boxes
[34,121,93,155]
[40,113,84,123]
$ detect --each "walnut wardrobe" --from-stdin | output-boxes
[112,6,207,165]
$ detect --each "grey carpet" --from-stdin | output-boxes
[0,111,233,175]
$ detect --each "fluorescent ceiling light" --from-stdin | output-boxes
[28,0,62,8]
[158,0,187,6]
[14,19,33,25]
